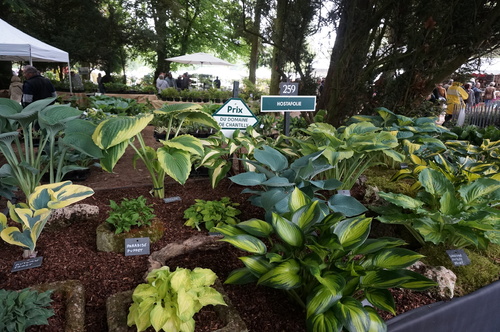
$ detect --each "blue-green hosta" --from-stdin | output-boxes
[127,266,226,332]
[214,188,436,332]
[229,145,367,220]
[374,168,500,248]
[0,181,94,257]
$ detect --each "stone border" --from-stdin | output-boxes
[31,279,86,332]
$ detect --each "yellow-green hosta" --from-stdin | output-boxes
[0,181,94,256]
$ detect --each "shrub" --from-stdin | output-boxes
[183,197,241,231]
[0,288,54,332]
[106,196,156,234]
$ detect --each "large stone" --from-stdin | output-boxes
[48,204,99,228]
[106,278,248,332]
[31,280,86,332]
[96,218,164,253]
[409,261,457,299]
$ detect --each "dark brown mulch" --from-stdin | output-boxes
[0,126,439,331]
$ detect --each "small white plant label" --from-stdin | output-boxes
[125,237,150,256]
[446,249,470,266]
[12,257,43,272]
[338,190,351,196]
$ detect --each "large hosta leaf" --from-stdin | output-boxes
[272,213,304,247]
[219,234,267,254]
[307,310,342,332]
[333,216,371,250]
[254,145,289,171]
[365,289,395,315]
[92,114,153,149]
[162,134,204,156]
[458,178,500,204]
[419,168,453,196]
[258,259,302,289]
[364,248,424,269]
[378,192,423,210]
[236,219,273,237]
[229,172,267,186]
[307,274,345,317]
[240,255,274,276]
[333,297,370,332]
[157,147,191,184]
[329,194,368,217]
[225,267,259,284]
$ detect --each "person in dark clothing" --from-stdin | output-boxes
[22,65,56,107]
[99,74,112,93]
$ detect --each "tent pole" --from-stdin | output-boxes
[68,60,73,94]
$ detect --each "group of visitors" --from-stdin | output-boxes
[156,71,192,93]
[433,79,500,125]
[9,65,56,107]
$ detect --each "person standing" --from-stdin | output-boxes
[9,75,23,103]
[444,81,468,124]
[484,82,496,105]
[180,72,191,90]
[463,83,475,107]
[22,65,56,107]
[156,74,168,94]
[472,82,483,105]
[213,76,221,89]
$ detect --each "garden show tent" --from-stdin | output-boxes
[0,18,72,92]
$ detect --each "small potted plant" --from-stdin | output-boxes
[96,196,164,252]
[160,87,179,101]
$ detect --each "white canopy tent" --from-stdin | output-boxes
[0,18,72,92]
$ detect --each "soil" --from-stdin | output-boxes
[0,126,439,331]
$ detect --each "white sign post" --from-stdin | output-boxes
[212,98,258,137]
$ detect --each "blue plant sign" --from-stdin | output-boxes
[446,249,471,266]
[125,237,150,256]
[11,257,43,272]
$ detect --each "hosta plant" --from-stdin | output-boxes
[0,288,54,332]
[92,104,217,198]
[127,266,226,332]
[229,145,367,221]
[106,196,156,234]
[214,187,436,332]
[373,168,500,248]
[0,181,94,258]
[183,197,241,231]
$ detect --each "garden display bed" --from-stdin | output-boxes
[0,126,442,331]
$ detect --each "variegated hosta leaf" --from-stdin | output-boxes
[365,306,388,332]
[92,114,153,149]
[365,288,396,315]
[0,227,35,250]
[418,168,454,196]
[353,237,407,255]
[239,255,274,276]
[333,297,370,332]
[378,192,423,210]
[272,213,305,247]
[458,178,500,205]
[397,270,438,291]
[100,141,129,172]
[218,234,267,254]
[439,191,461,215]
[364,248,424,269]
[208,160,231,188]
[236,219,274,237]
[289,187,312,212]
[258,259,302,289]
[307,310,342,332]
[307,274,345,317]
[29,181,94,210]
[360,270,411,289]
[225,267,259,285]
[333,216,372,250]
[162,134,204,156]
[157,147,191,185]
[291,200,321,231]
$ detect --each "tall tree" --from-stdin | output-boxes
[318,0,500,126]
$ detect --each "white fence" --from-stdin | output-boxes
[451,102,500,127]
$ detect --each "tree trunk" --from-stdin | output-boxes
[248,0,264,85]
[270,0,288,95]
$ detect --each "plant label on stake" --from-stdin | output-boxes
[338,190,351,196]
[11,257,43,272]
[125,238,150,256]
[446,249,470,266]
